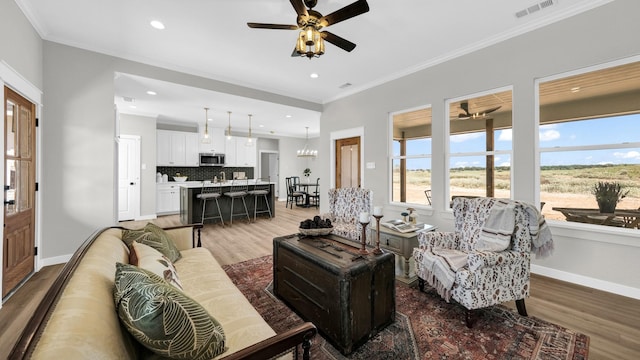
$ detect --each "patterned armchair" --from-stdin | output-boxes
[327,187,372,242]
[412,197,535,327]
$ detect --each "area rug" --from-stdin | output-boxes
[222,256,589,360]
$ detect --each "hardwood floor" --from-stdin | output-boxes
[1,201,639,359]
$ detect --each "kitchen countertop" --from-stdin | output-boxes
[161,180,275,188]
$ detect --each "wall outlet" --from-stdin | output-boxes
[366,162,375,169]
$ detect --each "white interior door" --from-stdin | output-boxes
[118,135,140,221]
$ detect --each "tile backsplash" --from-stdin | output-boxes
[156,167,254,182]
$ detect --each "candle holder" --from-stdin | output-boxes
[359,221,370,255]
[372,215,383,255]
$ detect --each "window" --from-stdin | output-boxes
[391,106,431,206]
[538,60,640,229]
[448,89,513,205]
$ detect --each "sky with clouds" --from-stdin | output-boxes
[397,113,640,169]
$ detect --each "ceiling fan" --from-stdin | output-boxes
[247,0,370,58]
[457,102,502,120]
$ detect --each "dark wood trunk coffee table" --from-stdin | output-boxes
[273,233,395,355]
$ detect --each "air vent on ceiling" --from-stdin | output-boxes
[540,0,554,9]
[123,96,135,103]
[515,0,555,18]
[339,82,352,89]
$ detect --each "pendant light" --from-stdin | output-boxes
[201,107,211,144]
[297,127,317,157]
[245,114,254,146]
[225,111,232,140]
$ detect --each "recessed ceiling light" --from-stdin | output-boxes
[207,118,213,122]
[259,124,265,128]
[286,115,292,118]
[129,105,137,109]
[310,73,319,79]
[570,86,581,93]
[146,90,157,95]
[150,20,165,30]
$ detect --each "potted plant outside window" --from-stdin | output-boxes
[592,181,629,213]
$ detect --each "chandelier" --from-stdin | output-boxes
[297,127,317,157]
[295,26,325,59]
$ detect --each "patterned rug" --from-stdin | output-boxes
[222,256,589,360]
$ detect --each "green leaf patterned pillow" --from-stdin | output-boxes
[122,223,182,262]
[113,263,226,360]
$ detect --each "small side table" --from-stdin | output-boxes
[370,224,436,284]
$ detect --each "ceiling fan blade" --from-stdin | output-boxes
[321,31,356,52]
[460,102,471,115]
[290,0,309,17]
[483,105,502,114]
[247,23,298,30]
[319,0,369,27]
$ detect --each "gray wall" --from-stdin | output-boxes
[42,43,116,256]
[0,0,43,89]
[319,0,640,295]
[120,113,157,218]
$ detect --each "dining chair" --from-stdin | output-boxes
[308,178,320,208]
[285,177,306,209]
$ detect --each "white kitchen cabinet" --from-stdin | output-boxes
[224,136,256,167]
[198,126,226,154]
[157,130,199,166]
[156,183,181,214]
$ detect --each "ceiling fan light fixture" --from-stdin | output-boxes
[296,26,324,59]
[305,26,315,45]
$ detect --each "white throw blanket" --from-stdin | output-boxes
[477,199,515,251]
[522,202,554,259]
[422,248,468,302]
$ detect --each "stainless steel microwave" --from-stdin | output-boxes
[199,153,225,167]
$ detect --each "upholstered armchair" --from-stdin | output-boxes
[327,187,372,242]
[412,197,543,327]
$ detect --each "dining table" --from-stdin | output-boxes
[297,182,319,207]
[552,207,640,229]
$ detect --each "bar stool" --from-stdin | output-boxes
[196,183,224,226]
[248,177,272,222]
[223,179,250,225]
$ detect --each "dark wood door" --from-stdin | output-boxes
[335,136,360,188]
[3,87,36,298]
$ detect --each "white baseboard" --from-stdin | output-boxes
[39,254,72,269]
[531,264,640,300]
[135,214,157,221]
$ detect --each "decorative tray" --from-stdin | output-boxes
[299,227,333,236]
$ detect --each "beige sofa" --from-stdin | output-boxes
[9,224,315,359]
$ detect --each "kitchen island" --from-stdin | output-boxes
[179,181,276,225]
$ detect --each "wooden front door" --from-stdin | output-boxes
[335,136,361,188]
[3,87,36,298]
